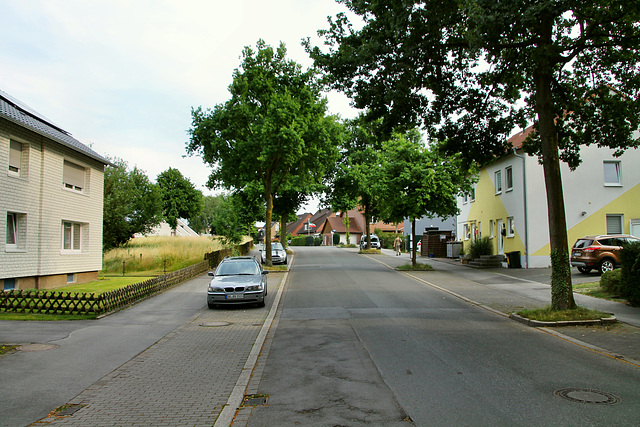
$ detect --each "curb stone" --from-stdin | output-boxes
[510,313,617,327]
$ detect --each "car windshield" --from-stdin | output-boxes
[216,261,259,276]
[272,243,284,251]
[573,239,593,249]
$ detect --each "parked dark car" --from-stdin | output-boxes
[570,234,640,274]
[207,256,268,308]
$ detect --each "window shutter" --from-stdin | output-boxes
[606,215,623,234]
[63,161,85,190]
[9,140,22,172]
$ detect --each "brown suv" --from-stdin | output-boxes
[571,234,640,274]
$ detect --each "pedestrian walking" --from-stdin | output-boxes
[394,235,403,256]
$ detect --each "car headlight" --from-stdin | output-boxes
[208,284,224,292]
[245,284,263,292]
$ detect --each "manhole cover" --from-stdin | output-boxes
[17,344,60,352]
[554,388,622,405]
[199,321,231,327]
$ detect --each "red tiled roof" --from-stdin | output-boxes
[508,125,535,149]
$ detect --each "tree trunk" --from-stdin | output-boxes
[280,215,287,249]
[411,219,417,267]
[364,205,371,249]
[344,212,350,244]
[534,17,576,310]
[264,180,273,267]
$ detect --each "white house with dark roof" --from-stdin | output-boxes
[1,89,110,290]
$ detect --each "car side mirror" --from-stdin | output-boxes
[262,270,269,275]
[208,271,214,276]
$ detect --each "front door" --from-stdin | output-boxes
[497,219,504,254]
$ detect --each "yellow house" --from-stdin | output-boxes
[457,126,640,268]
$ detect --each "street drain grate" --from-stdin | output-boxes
[199,321,232,327]
[554,388,622,405]
[242,394,268,407]
[54,404,85,416]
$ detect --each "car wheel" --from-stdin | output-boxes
[207,302,216,309]
[257,300,266,308]
[599,259,615,274]
[577,267,591,274]
[284,258,288,265]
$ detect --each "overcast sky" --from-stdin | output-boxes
[1,0,360,213]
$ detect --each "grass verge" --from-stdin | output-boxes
[0,313,96,321]
[516,306,610,322]
[572,281,628,303]
[397,263,434,271]
[62,276,154,295]
[359,249,382,254]
[1,345,19,355]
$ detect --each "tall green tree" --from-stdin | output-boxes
[325,115,384,249]
[188,39,341,265]
[378,131,474,266]
[156,168,204,231]
[188,195,224,235]
[308,0,640,310]
[103,158,162,250]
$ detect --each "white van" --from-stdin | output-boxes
[360,235,380,249]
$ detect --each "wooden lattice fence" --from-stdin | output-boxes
[0,241,253,316]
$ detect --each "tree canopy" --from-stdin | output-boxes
[378,130,474,265]
[103,158,162,250]
[308,0,640,309]
[187,39,341,265]
[156,167,204,231]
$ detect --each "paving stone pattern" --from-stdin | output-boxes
[36,276,282,427]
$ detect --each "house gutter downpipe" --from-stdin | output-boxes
[513,148,528,268]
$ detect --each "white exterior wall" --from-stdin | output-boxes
[459,141,640,269]
[1,119,104,283]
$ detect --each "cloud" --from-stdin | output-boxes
[0,0,360,208]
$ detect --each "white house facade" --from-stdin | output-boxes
[458,126,640,268]
[1,90,109,290]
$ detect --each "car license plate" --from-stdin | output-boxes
[226,294,244,300]
[573,252,581,257]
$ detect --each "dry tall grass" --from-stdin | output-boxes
[102,235,252,275]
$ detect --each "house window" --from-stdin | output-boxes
[6,212,17,246]
[606,214,623,235]
[463,193,468,204]
[8,139,28,178]
[463,223,469,241]
[505,166,513,191]
[470,186,476,202]
[507,217,515,237]
[67,273,76,284]
[477,222,482,238]
[603,161,621,186]
[3,278,16,291]
[489,219,494,238]
[63,160,86,192]
[495,170,502,194]
[62,221,82,251]
[6,212,26,251]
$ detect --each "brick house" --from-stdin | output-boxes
[1,90,110,290]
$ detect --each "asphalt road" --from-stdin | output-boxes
[0,274,210,427]
[247,246,640,426]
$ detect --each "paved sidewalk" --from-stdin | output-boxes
[33,272,285,427]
